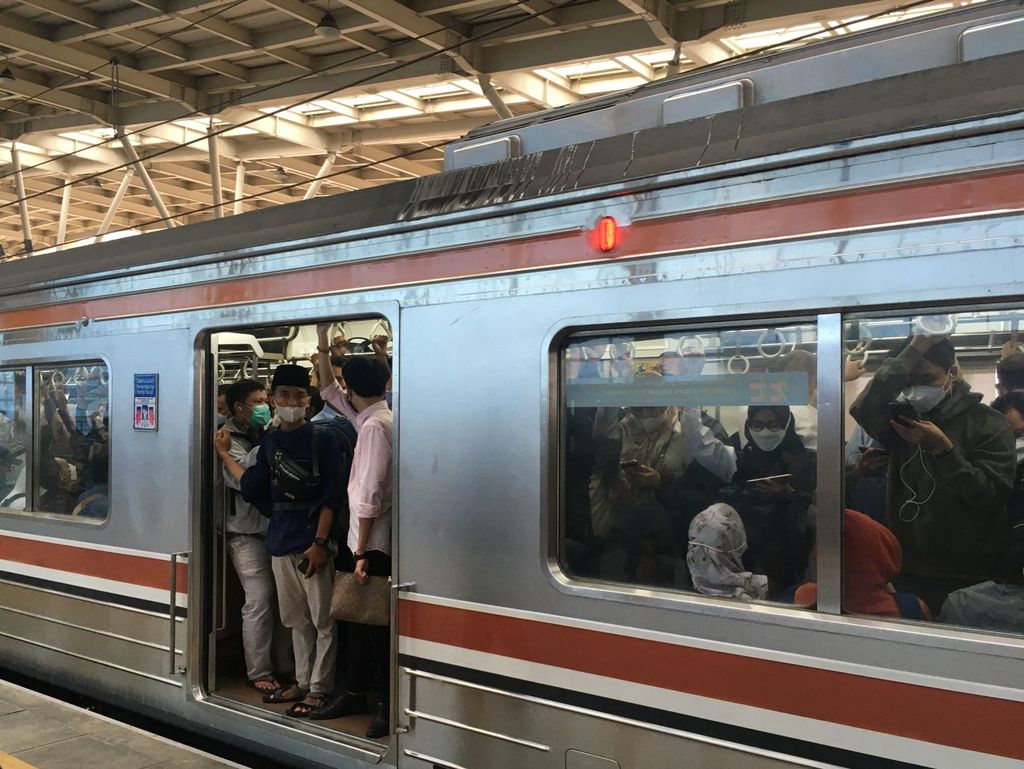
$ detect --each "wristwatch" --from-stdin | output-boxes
[313,537,330,548]
[352,551,367,561]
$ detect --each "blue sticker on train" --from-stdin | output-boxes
[133,373,159,431]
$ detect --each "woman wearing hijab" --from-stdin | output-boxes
[687,503,768,601]
[728,405,815,594]
[794,509,931,619]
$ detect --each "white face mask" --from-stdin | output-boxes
[750,428,786,452]
[896,384,947,414]
[275,405,305,423]
[1015,436,1024,464]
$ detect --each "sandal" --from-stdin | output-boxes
[249,676,283,696]
[263,683,305,704]
[286,694,327,718]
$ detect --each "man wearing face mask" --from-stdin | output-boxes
[219,365,343,717]
[850,335,1015,612]
[214,379,292,697]
[989,392,1024,554]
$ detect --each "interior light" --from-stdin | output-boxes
[0,67,14,87]
[597,215,619,253]
[314,12,342,39]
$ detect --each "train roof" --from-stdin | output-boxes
[1,0,1023,299]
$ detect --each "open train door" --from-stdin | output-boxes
[196,319,401,766]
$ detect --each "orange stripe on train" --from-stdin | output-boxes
[0,535,187,594]
[399,599,1024,761]
[2,167,1023,332]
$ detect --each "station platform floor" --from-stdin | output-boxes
[0,679,247,769]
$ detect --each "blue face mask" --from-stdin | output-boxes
[247,403,272,428]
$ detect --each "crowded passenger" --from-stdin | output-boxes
[72,452,110,519]
[793,509,930,619]
[995,351,1024,398]
[937,539,1024,633]
[218,364,343,718]
[727,404,815,593]
[213,379,292,698]
[990,391,1024,531]
[850,334,1016,613]
[217,383,231,427]
[686,503,768,601]
[586,368,739,586]
[314,323,393,738]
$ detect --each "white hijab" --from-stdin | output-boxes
[686,503,768,601]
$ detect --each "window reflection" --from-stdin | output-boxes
[36,364,110,519]
[844,311,1024,634]
[562,324,818,604]
[0,369,28,509]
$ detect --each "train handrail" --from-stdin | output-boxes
[391,581,416,734]
[169,551,189,676]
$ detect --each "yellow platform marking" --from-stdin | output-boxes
[0,753,37,769]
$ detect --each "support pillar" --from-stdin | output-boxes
[233,162,245,216]
[95,169,134,242]
[10,146,33,255]
[477,74,513,120]
[303,152,337,200]
[118,132,175,228]
[208,129,224,218]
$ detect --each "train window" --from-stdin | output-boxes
[0,368,28,510]
[844,311,1024,635]
[35,363,110,520]
[561,322,818,605]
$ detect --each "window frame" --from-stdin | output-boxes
[0,356,112,526]
[546,312,843,616]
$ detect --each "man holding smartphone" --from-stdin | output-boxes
[218,364,343,717]
[850,334,1015,613]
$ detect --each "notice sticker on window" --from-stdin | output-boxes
[133,373,158,432]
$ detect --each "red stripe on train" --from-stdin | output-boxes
[2,167,1023,332]
[0,535,187,594]
[399,599,1024,760]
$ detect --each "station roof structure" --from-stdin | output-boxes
[0,0,987,258]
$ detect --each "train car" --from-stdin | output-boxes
[2,3,1024,768]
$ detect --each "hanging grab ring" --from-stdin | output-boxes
[727,354,750,374]
[756,329,792,359]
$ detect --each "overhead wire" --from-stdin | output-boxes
[3,0,954,187]
[2,0,593,255]
[0,0,572,184]
[0,0,250,121]
[2,0,960,253]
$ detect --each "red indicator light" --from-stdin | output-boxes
[597,216,618,253]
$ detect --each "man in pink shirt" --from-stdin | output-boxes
[310,323,393,738]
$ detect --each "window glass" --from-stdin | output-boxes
[0,369,28,509]
[36,363,110,519]
[562,322,818,605]
[844,311,1024,634]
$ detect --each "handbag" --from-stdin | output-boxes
[331,572,391,625]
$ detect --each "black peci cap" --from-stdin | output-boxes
[271,363,310,390]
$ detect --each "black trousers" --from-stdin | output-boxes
[338,549,392,706]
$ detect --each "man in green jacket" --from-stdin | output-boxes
[850,334,1015,614]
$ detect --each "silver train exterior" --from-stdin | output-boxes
[2,4,1024,768]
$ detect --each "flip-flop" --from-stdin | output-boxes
[286,694,327,718]
[263,683,305,704]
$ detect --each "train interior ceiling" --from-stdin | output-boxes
[208,317,389,736]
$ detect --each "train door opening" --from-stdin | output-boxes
[202,316,395,742]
